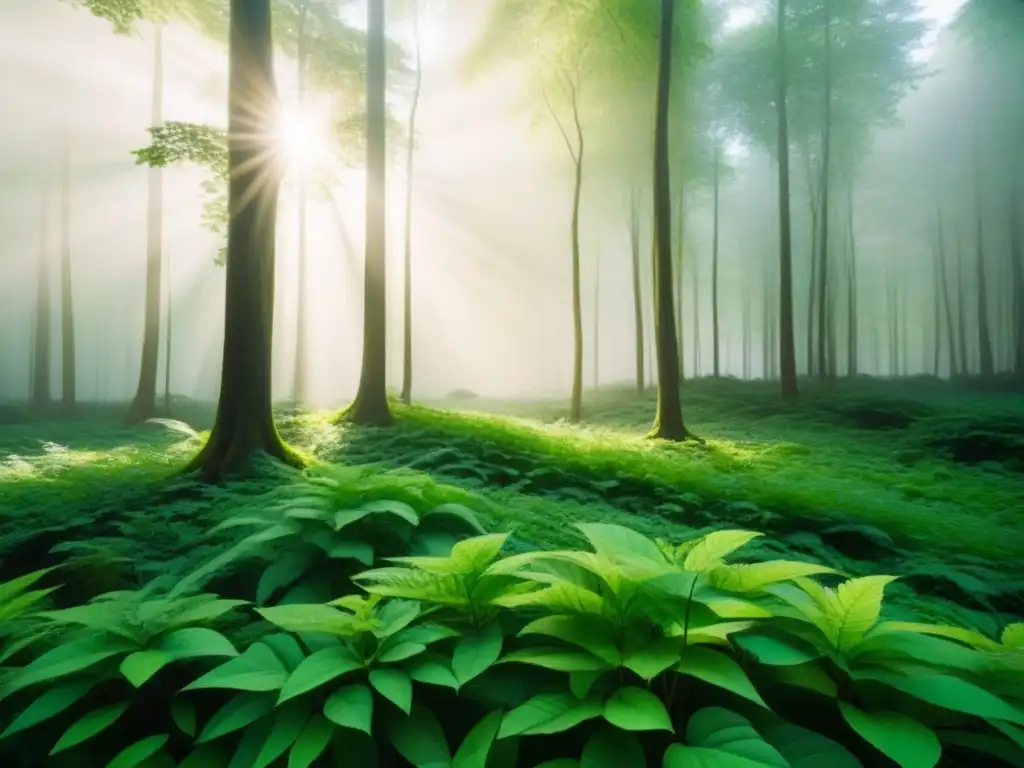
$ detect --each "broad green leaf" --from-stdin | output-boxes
[501,647,610,673]
[683,531,763,572]
[492,582,603,615]
[709,561,839,593]
[0,635,137,700]
[120,650,173,687]
[676,647,767,708]
[686,707,787,766]
[177,744,230,768]
[359,500,420,526]
[380,642,428,664]
[576,523,666,565]
[395,624,461,647]
[602,687,673,732]
[938,728,1024,766]
[228,710,276,768]
[839,703,940,768]
[821,576,898,652]
[663,745,771,767]
[256,604,358,636]
[160,627,239,660]
[453,711,502,768]
[253,702,312,768]
[757,720,862,767]
[704,599,773,619]
[1003,624,1024,649]
[569,670,604,699]
[370,668,413,714]
[990,719,1024,749]
[197,692,276,743]
[624,638,681,680]
[580,725,645,768]
[407,658,460,689]
[0,568,55,604]
[424,503,488,534]
[520,615,621,665]
[449,533,509,571]
[387,706,452,768]
[257,548,314,605]
[375,600,421,638]
[499,693,599,739]
[534,762,580,768]
[279,646,364,704]
[324,684,373,735]
[850,631,987,673]
[261,633,308,671]
[765,663,837,697]
[105,734,169,768]
[50,702,129,755]
[521,698,604,737]
[452,623,503,685]
[171,699,197,737]
[679,621,757,646]
[185,642,288,692]
[288,713,334,768]
[733,633,820,666]
[0,679,94,739]
[868,621,1002,653]
[325,540,375,565]
[856,671,1024,725]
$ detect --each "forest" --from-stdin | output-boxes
[0,0,1022,765]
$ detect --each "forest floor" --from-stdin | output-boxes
[1,376,1022,637]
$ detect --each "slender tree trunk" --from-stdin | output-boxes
[60,124,76,412]
[629,188,644,394]
[1011,171,1024,383]
[816,1,833,384]
[742,275,751,379]
[846,188,858,378]
[692,208,701,378]
[32,188,52,410]
[648,0,691,440]
[711,144,721,377]
[935,200,958,378]
[345,0,393,425]
[593,250,600,390]
[804,147,819,378]
[957,235,969,376]
[185,0,301,478]
[775,0,799,398]
[569,151,584,421]
[400,4,422,405]
[675,189,685,380]
[164,242,173,413]
[126,24,165,424]
[932,235,942,377]
[292,0,310,405]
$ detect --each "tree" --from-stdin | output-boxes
[400,2,423,406]
[184,0,302,478]
[628,187,645,394]
[31,189,52,411]
[775,0,799,398]
[59,126,76,412]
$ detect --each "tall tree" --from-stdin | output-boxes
[31,189,52,411]
[59,127,76,412]
[629,187,645,394]
[775,0,799,398]
[185,0,302,478]
[291,0,311,405]
[400,1,423,406]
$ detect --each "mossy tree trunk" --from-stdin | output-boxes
[629,187,644,395]
[32,188,52,411]
[775,0,799,399]
[343,0,393,426]
[185,0,301,480]
[126,23,165,425]
[400,4,423,406]
[60,128,76,413]
[648,0,692,442]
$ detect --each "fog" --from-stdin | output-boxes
[1,0,1021,408]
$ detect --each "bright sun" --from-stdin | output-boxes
[274,110,329,174]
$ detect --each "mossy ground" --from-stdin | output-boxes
[1,376,1022,629]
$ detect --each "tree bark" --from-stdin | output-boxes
[816,0,833,384]
[185,0,301,479]
[343,0,393,426]
[1011,171,1024,383]
[126,23,165,425]
[711,143,721,377]
[674,189,685,380]
[775,0,799,398]
[31,188,52,410]
[803,146,819,378]
[60,125,76,413]
[935,199,958,378]
[846,188,858,377]
[164,238,173,413]
[629,188,644,394]
[292,0,310,406]
[648,0,692,441]
[956,235,969,376]
[400,3,423,406]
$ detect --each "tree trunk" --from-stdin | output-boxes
[31,188,52,410]
[846,188,858,378]
[629,188,644,394]
[60,125,76,413]
[125,23,165,425]
[957,235,969,376]
[742,274,751,379]
[292,0,310,406]
[816,0,833,384]
[935,200,958,378]
[185,0,301,479]
[344,0,393,426]
[648,0,692,441]
[692,206,701,378]
[775,0,799,398]
[675,189,685,380]
[711,143,721,377]
[164,239,173,413]
[400,4,422,405]
[803,147,819,378]
[1011,172,1024,383]
[975,204,995,377]
[593,250,600,390]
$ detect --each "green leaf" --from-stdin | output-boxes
[764,663,837,698]
[257,548,315,605]
[602,687,673,732]
[288,713,335,768]
[733,633,820,666]
[663,745,771,767]
[196,692,276,744]
[1002,624,1024,649]
[569,670,604,699]
[0,635,137,700]
[171,699,197,737]
[407,658,460,689]
[534,762,580,768]
[821,576,899,652]
[624,638,681,680]
[120,650,173,687]
[519,615,621,665]
[185,642,288,692]
[324,684,373,735]
[105,734,169,768]
[449,533,509,571]
[254,703,312,768]
[453,711,502,768]
[0,680,94,739]
[326,540,375,565]
[261,633,308,671]
[177,744,230,768]
[370,668,413,714]
[452,623,503,685]
[939,728,1024,766]
[51,702,129,755]
[499,693,600,739]
[160,627,239,660]
[839,703,940,768]
[360,499,420,526]
[860,670,1024,724]
[501,647,610,673]
[685,707,787,766]
[379,643,428,664]
[278,646,364,704]
[683,530,763,571]
[580,725,645,768]
[387,706,452,768]
[395,624,461,647]
[709,561,839,593]
[424,503,488,535]
[257,604,358,636]
[676,646,767,707]
[576,523,667,564]
[757,719,862,767]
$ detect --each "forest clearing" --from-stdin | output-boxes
[1,0,1023,766]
